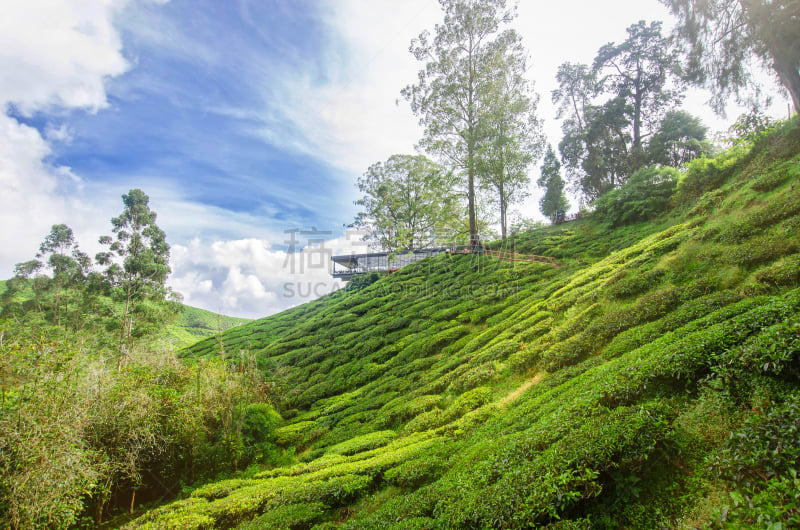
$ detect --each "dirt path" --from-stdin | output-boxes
[499,371,545,408]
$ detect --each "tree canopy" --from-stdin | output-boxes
[662,0,800,114]
[95,189,179,365]
[403,0,529,243]
[477,29,545,238]
[354,155,460,251]
[553,21,699,201]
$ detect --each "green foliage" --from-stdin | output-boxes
[238,501,327,529]
[95,189,181,362]
[326,431,397,456]
[647,109,711,166]
[594,166,678,226]
[402,0,522,240]
[346,272,384,292]
[555,21,683,201]
[538,144,570,223]
[662,0,800,113]
[708,393,800,528]
[353,155,460,251]
[674,149,744,205]
[56,124,800,529]
[0,329,280,527]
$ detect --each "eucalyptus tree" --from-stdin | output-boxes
[477,29,545,239]
[403,0,517,243]
[662,0,800,113]
[95,189,179,366]
[354,154,460,251]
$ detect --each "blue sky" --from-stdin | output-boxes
[10,0,354,242]
[0,0,789,318]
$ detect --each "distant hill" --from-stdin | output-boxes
[160,305,251,349]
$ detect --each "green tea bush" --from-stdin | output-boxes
[708,393,800,527]
[750,156,800,192]
[404,408,445,433]
[674,148,744,205]
[274,421,328,447]
[448,363,496,393]
[376,395,442,426]
[721,235,797,268]
[716,314,800,378]
[473,339,519,363]
[238,501,327,529]
[605,269,666,299]
[325,431,397,456]
[444,386,493,419]
[754,254,800,289]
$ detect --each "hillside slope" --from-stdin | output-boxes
[159,305,251,349]
[131,120,800,529]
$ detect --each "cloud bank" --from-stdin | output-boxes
[0,0,131,275]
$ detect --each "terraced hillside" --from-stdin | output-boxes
[131,120,800,528]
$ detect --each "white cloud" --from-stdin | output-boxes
[247,0,437,176]
[0,0,129,114]
[168,235,368,319]
[0,0,136,276]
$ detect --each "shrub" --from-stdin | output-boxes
[708,393,800,528]
[448,364,496,393]
[755,254,800,289]
[594,166,679,227]
[238,502,327,529]
[385,456,447,489]
[674,148,744,205]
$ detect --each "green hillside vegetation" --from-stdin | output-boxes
[126,119,800,528]
[0,192,270,529]
[160,306,251,349]
[0,280,250,350]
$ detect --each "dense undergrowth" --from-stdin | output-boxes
[121,117,800,529]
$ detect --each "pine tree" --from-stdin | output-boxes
[537,145,570,224]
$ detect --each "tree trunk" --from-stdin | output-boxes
[468,145,477,245]
[632,83,642,150]
[773,59,800,115]
[499,181,507,240]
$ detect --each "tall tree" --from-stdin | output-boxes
[593,21,683,157]
[95,189,178,367]
[354,155,460,251]
[662,0,800,114]
[553,63,600,197]
[537,145,570,224]
[477,30,545,238]
[403,0,516,244]
[554,21,684,201]
[35,224,92,329]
